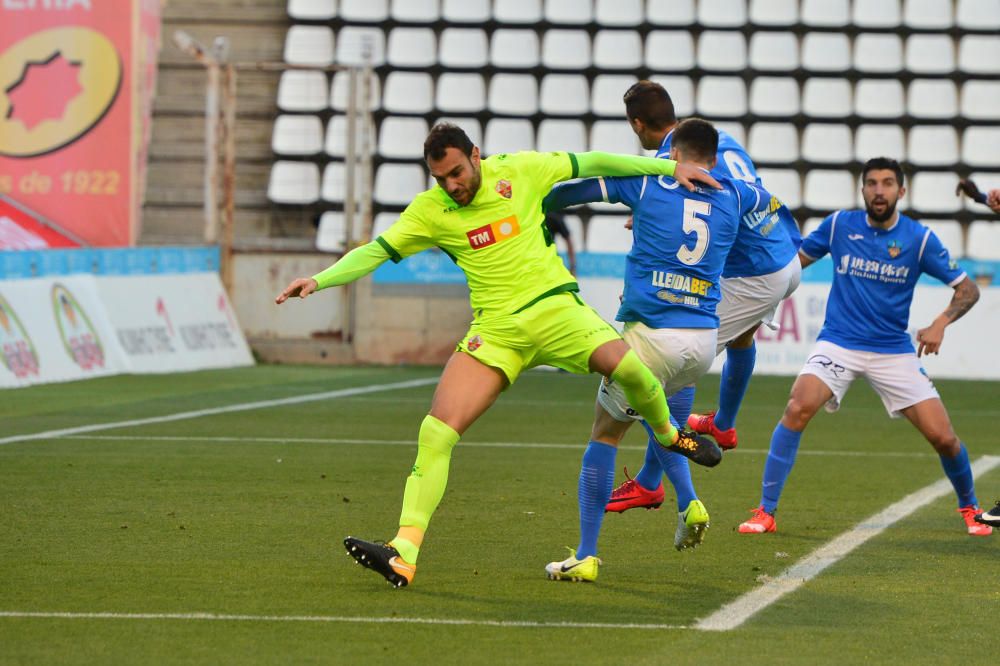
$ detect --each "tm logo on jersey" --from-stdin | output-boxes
[836,254,910,284]
[466,215,521,250]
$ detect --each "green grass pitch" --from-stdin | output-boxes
[1,365,998,665]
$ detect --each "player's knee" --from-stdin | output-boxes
[782,397,816,430]
[925,429,960,455]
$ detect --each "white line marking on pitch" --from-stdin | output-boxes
[0,611,685,631]
[695,454,1000,632]
[0,377,438,447]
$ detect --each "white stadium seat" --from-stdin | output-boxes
[905,35,955,75]
[854,34,903,73]
[853,0,901,28]
[373,212,396,237]
[854,125,905,162]
[962,81,1000,120]
[802,0,849,26]
[390,0,438,22]
[697,31,747,71]
[747,123,799,163]
[698,0,747,28]
[910,173,961,213]
[374,164,426,206]
[801,33,850,72]
[432,117,483,148]
[386,28,436,68]
[586,216,633,254]
[593,30,643,70]
[271,115,323,156]
[903,0,952,29]
[494,0,542,24]
[329,70,380,111]
[591,75,638,117]
[378,117,429,159]
[961,127,1000,167]
[750,0,797,25]
[339,0,388,21]
[800,217,824,238]
[959,36,1000,75]
[923,221,964,258]
[855,80,905,118]
[802,79,852,118]
[382,72,433,114]
[490,29,541,69]
[488,74,538,115]
[595,0,643,26]
[545,0,594,25]
[540,74,590,116]
[966,221,1000,260]
[748,32,799,72]
[268,161,320,205]
[749,77,799,117]
[645,31,695,71]
[646,0,695,26]
[335,26,386,67]
[803,169,854,211]
[908,80,958,119]
[287,0,336,21]
[589,121,641,154]
[542,30,592,70]
[277,71,328,112]
[801,124,853,164]
[483,119,535,155]
[957,0,1000,30]
[758,169,802,209]
[536,120,587,153]
[651,75,695,116]
[435,73,486,114]
[441,0,490,23]
[715,121,746,147]
[316,212,345,253]
[696,76,747,118]
[907,126,959,166]
[439,28,488,68]
[283,25,334,66]
[324,116,346,157]
[321,162,360,203]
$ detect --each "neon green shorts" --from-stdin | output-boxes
[455,292,622,385]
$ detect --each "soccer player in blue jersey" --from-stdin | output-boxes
[738,157,991,537]
[540,119,783,581]
[603,81,803,519]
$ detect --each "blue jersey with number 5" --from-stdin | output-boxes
[658,129,800,278]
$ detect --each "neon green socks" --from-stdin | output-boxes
[610,350,677,444]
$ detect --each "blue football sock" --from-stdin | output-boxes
[939,443,977,508]
[576,441,617,559]
[634,387,696,491]
[636,419,697,508]
[714,343,756,432]
[761,422,802,514]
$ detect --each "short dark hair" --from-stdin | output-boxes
[623,80,677,131]
[671,118,719,163]
[424,123,474,161]
[862,157,905,187]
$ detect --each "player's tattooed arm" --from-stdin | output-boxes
[916,277,979,357]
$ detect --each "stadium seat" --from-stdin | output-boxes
[801,33,850,72]
[329,70,381,111]
[321,162,360,203]
[542,30,592,70]
[749,77,799,117]
[283,26,334,66]
[324,116,346,157]
[591,74,638,117]
[595,0,643,26]
[959,36,1000,75]
[439,28,488,69]
[374,164,426,206]
[800,217,824,238]
[803,169,854,211]
[801,0,849,26]
[855,80,905,119]
[650,75,695,116]
[490,30,541,69]
[698,0,747,27]
[382,72,433,114]
[852,0,901,28]
[909,173,961,213]
[758,169,802,209]
[372,212,396,237]
[378,117,429,159]
[854,124,905,161]
[494,0,542,24]
[747,123,799,163]
[903,0,952,28]
[315,212,346,253]
[697,31,747,72]
[923,221,965,258]
[908,126,959,166]
[904,35,955,75]
[540,75,590,116]
[646,0,695,25]
[801,124,853,164]
[908,80,959,119]
[484,119,535,155]
[339,0,388,21]
[536,120,587,153]
[962,81,1000,120]
[645,31,695,71]
[749,0,797,25]
[966,221,1000,260]
[431,117,483,147]
[287,0,336,21]
[593,30,643,70]
[590,120,642,154]
[441,0,490,23]
[961,127,1000,167]
[802,78,852,119]
[854,34,903,73]
[335,26,386,67]
[488,74,539,115]
[544,0,594,24]
[696,76,747,118]
[268,161,320,204]
[715,122,746,147]
[957,0,1000,30]
[748,32,798,72]
[390,0,439,22]
[277,71,328,112]
[435,73,486,114]
[271,115,324,156]
[386,28,436,68]
[586,216,633,254]
[555,214,584,255]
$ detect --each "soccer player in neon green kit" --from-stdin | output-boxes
[275,124,723,588]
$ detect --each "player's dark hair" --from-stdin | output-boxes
[623,80,677,131]
[862,157,905,188]
[671,118,719,163]
[424,123,474,161]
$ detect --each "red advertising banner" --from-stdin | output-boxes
[0,194,80,249]
[0,1,161,247]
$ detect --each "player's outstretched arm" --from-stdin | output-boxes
[916,276,980,357]
[275,241,391,305]
[543,179,605,212]
[573,152,721,191]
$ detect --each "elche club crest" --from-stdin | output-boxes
[887,240,902,259]
[0,292,40,378]
[495,179,512,199]
[51,283,104,371]
[467,334,483,352]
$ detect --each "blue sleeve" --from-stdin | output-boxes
[800,214,835,260]
[542,178,605,212]
[919,230,966,286]
[602,176,644,208]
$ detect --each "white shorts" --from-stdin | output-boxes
[799,340,940,418]
[598,322,718,422]
[716,256,802,354]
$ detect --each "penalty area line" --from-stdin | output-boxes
[694,454,1000,632]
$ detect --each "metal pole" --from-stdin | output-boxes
[220,62,237,295]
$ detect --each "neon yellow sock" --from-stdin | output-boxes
[610,350,677,443]
[389,537,419,565]
[397,415,460,562]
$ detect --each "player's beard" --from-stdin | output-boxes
[451,170,481,207]
[865,196,897,223]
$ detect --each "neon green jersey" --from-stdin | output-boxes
[377,151,577,318]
